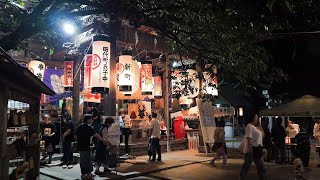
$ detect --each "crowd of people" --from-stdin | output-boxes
[39,102,163,180]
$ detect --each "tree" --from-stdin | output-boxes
[0,0,315,96]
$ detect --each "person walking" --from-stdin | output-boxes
[262,120,272,162]
[295,128,311,167]
[210,120,228,167]
[150,112,161,162]
[76,114,110,179]
[61,114,74,168]
[271,118,286,164]
[119,109,132,156]
[41,114,56,164]
[94,117,115,174]
[240,113,266,180]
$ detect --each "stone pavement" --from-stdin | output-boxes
[40,149,320,180]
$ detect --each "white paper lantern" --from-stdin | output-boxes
[117,55,140,96]
[140,64,153,95]
[154,76,162,97]
[91,40,111,94]
[202,64,218,96]
[181,69,199,98]
[171,70,182,99]
[27,60,45,81]
[63,61,73,91]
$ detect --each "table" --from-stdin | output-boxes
[285,143,297,163]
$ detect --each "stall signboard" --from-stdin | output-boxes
[117,55,140,95]
[196,99,216,154]
[91,40,111,92]
[154,76,162,97]
[140,64,153,95]
[28,60,45,81]
[213,106,235,117]
[64,61,73,87]
[128,101,151,120]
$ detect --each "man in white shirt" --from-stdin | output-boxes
[150,112,161,162]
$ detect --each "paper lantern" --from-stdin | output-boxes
[28,60,45,81]
[84,54,92,89]
[117,55,140,96]
[202,64,218,96]
[140,64,153,95]
[171,70,182,99]
[181,69,200,98]
[64,61,73,91]
[154,76,162,97]
[91,39,111,94]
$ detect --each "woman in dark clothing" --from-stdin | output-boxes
[94,117,115,174]
[41,114,56,164]
[271,118,286,164]
[295,128,311,167]
[262,121,272,162]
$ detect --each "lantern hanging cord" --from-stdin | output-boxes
[74,40,94,80]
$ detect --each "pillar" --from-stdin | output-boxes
[0,84,9,180]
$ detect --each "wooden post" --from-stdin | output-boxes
[164,54,171,152]
[72,54,81,124]
[102,15,118,117]
[0,84,9,180]
[30,97,41,178]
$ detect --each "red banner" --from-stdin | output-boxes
[64,61,73,87]
[140,64,153,94]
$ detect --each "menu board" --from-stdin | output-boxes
[196,99,216,145]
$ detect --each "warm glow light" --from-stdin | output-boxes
[63,22,75,35]
[239,107,243,116]
[154,76,162,97]
[27,60,46,81]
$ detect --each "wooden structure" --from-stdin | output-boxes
[0,47,55,179]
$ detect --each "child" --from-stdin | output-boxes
[293,151,307,180]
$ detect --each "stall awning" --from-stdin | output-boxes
[0,47,55,96]
[260,95,320,117]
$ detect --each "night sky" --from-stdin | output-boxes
[263,33,320,100]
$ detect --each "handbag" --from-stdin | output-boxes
[252,145,264,158]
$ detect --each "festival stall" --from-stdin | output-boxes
[0,48,55,180]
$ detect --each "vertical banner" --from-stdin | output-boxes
[91,40,111,93]
[28,60,45,81]
[64,61,73,88]
[140,64,153,95]
[154,76,162,97]
[196,98,216,154]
